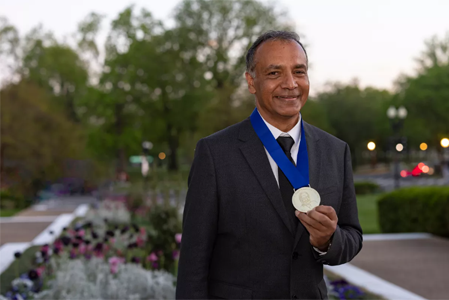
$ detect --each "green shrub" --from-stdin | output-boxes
[354,181,380,195]
[377,187,449,237]
[0,190,30,209]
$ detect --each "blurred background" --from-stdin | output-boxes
[0,0,448,299]
[1,0,448,200]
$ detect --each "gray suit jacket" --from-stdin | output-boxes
[176,118,363,300]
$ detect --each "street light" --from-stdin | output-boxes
[367,142,376,151]
[387,105,407,189]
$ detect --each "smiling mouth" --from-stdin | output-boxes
[275,95,299,101]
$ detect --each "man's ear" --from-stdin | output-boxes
[245,72,256,94]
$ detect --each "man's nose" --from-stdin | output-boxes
[281,73,298,90]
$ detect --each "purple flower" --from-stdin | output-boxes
[28,269,39,280]
[172,250,180,260]
[131,256,140,264]
[152,262,159,269]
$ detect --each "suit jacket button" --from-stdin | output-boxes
[292,295,298,299]
[292,252,299,260]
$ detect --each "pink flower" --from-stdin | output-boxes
[79,244,87,254]
[136,236,144,247]
[109,256,125,274]
[110,265,119,274]
[147,252,158,262]
[175,233,182,244]
[140,227,146,235]
[36,266,45,276]
[78,229,85,237]
[54,239,63,249]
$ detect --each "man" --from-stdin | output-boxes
[176,31,363,300]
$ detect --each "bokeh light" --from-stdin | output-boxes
[420,143,428,151]
[396,143,404,152]
[158,152,166,160]
[367,142,376,151]
[441,138,449,148]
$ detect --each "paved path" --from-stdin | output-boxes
[0,196,93,274]
[351,235,449,300]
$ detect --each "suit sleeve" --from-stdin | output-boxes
[315,143,363,265]
[176,138,218,299]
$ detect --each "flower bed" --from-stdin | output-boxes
[1,194,382,300]
[1,197,181,300]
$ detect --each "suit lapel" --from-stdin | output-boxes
[293,121,321,249]
[239,119,294,235]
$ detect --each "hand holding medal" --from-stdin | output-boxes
[296,205,338,251]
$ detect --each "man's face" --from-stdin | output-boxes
[245,40,309,122]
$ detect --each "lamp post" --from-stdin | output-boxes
[367,142,376,169]
[441,138,449,179]
[387,106,407,189]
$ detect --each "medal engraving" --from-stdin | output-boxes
[292,187,320,212]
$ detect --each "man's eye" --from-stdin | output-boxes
[296,70,306,74]
[268,71,279,76]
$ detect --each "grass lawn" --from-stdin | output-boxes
[356,194,382,234]
[0,209,22,217]
[0,245,40,295]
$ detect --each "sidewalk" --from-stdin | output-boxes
[326,233,449,300]
[351,234,449,300]
[0,196,93,274]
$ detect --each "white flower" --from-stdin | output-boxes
[12,278,34,289]
[34,258,175,300]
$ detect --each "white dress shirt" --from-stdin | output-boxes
[258,111,301,187]
[258,111,328,255]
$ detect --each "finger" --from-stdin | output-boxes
[296,211,326,231]
[315,205,338,221]
[307,209,333,228]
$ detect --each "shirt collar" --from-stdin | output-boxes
[258,110,301,144]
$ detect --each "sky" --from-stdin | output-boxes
[1,0,448,94]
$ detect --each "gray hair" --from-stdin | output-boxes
[246,30,308,77]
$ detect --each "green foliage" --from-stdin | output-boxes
[144,204,182,271]
[377,187,449,237]
[354,181,380,195]
[313,81,392,165]
[0,81,89,197]
[0,190,30,210]
[0,246,40,295]
[21,30,89,122]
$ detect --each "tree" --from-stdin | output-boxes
[173,0,294,136]
[398,32,449,150]
[314,81,392,166]
[0,81,87,197]
[0,17,20,84]
[20,26,89,122]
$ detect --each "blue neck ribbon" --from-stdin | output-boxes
[250,108,310,190]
